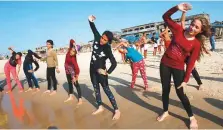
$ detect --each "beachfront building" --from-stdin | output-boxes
[120,13,210,42]
[211,21,223,39]
[35,46,47,54]
[35,45,69,55]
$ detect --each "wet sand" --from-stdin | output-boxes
[0,42,223,129]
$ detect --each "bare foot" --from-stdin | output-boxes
[190,116,198,130]
[92,106,104,115]
[32,88,40,95]
[25,88,32,92]
[64,97,74,103]
[50,91,56,96]
[197,84,204,91]
[18,89,24,93]
[5,90,12,94]
[112,110,121,120]
[77,98,83,105]
[157,111,169,122]
[43,90,51,95]
[170,82,174,87]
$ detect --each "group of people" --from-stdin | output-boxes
[119,24,168,62]
[0,2,213,129]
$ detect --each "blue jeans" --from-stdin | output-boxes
[23,64,39,88]
[210,36,215,51]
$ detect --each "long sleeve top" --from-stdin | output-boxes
[9,51,21,67]
[65,52,80,78]
[161,6,200,83]
[89,20,117,74]
[45,49,58,68]
[23,50,41,71]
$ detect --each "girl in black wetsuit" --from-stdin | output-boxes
[88,15,121,120]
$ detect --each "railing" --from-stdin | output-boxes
[122,27,156,35]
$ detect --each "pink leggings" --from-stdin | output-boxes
[4,62,23,90]
[131,60,148,89]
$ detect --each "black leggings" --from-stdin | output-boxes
[90,67,118,110]
[160,63,193,117]
[66,74,82,98]
[47,67,57,91]
[185,57,202,85]
[191,68,202,85]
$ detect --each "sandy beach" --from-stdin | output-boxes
[0,41,222,129]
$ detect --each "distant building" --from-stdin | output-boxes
[54,47,69,54]
[113,31,122,40]
[79,44,92,53]
[35,46,47,54]
[121,13,210,38]
[211,21,223,38]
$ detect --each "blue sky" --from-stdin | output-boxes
[0,1,222,54]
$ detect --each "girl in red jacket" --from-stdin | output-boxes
[157,3,211,129]
[64,39,82,105]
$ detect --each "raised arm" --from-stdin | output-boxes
[162,6,181,34]
[28,50,42,59]
[160,26,169,38]
[163,3,192,34]
[8,47,15,55]
[33,60,40,72]
[114,42,125,51]
[33,52,42,59]
[180,12,186,30]
[88,15,100,38]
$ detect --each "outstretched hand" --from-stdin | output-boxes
[8,46,14,51]
[56,68,60,73]
[72,77,77,83]
[28,70,34,73]
[97,69,107,75]
[177,82,187,89]
[177,3,192,12]
[88,15,96,22]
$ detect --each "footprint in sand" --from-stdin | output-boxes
[218,90,223,95]
[188,95,194,100]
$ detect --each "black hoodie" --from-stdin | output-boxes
[23,50,41,71]
[89,20,117,74]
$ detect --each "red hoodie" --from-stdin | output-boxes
[64,41,80,78]
[161,6,200,83]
